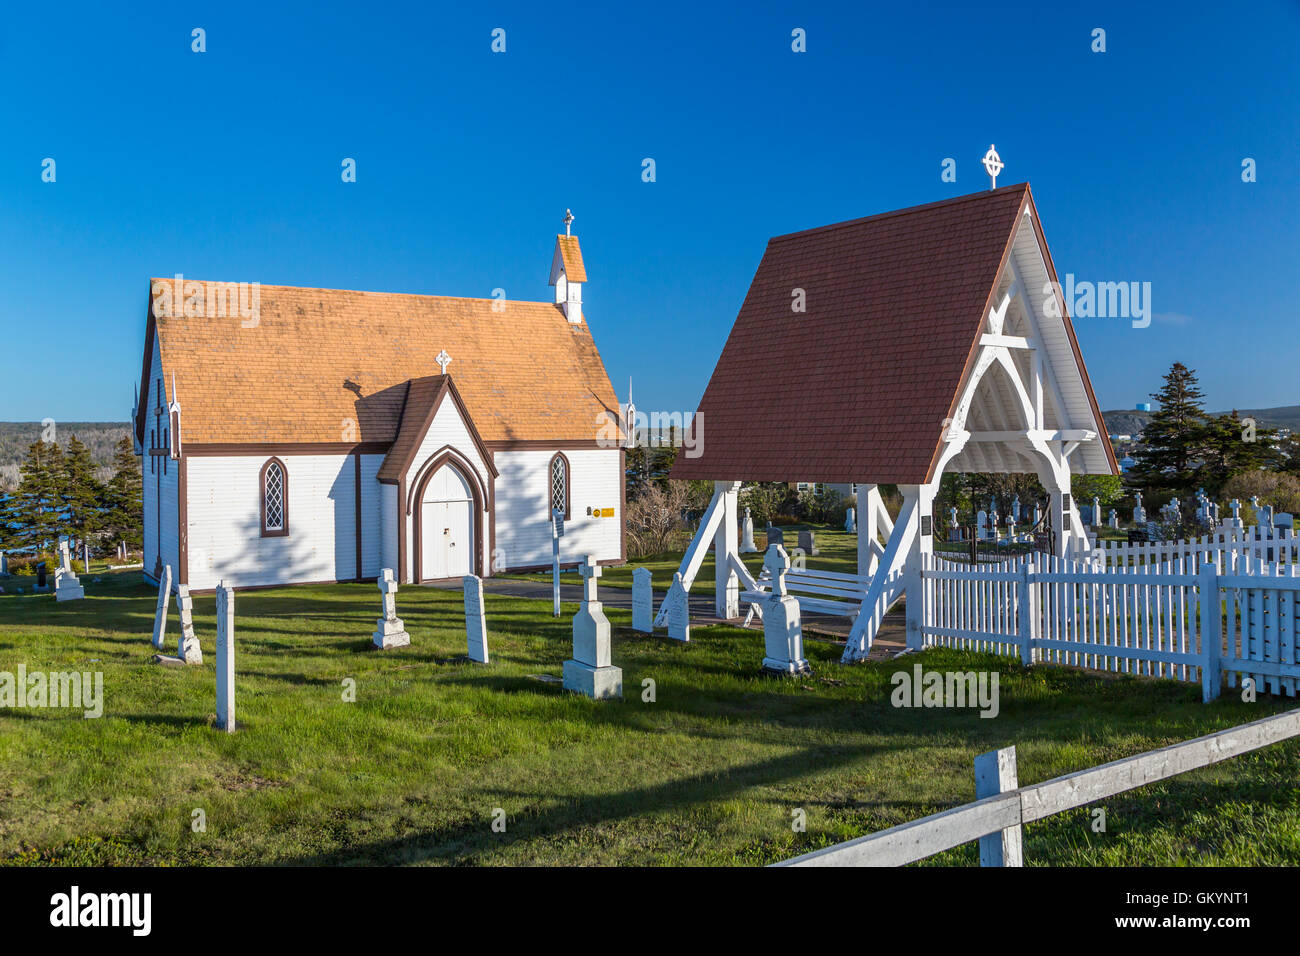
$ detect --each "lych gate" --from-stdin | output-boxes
[665,184,1117,660]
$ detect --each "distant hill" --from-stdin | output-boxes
[0,421,131,471]
[1102,405,1300,438]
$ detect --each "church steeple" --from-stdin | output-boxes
[548,209,587,324]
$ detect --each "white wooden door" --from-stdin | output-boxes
[420,463,475,580]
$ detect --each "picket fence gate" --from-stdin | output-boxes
[920,551,1300,699]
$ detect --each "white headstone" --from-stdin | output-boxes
[53,538,84,601]
[177,584,202,664]
[631,566,653,632]
[949,507,959,529]
[976,510,988,540]
[372,568,411,649]
[215,582,235,733]
[760,545,810,676]
[1011,496,1022,523]
[665,571,691,642]
[464,574,488,663]
[740,507,758,553]
[562,555,622,699]
[1108,508,1119,529]
[1092,497,1101,529]
[1133,491,1146,524]
[152,565,173,648]
[844,507,856,533]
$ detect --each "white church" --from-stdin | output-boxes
[133,217,626,591]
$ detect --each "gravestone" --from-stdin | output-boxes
[976,510,988,540]
[1132,491,1146,525]
[464,574,489,663]
[54,539,85,602]
[631,567,653,632]
[949,507,959,529]
[797,529,819,556]
[562,555,622,700]
[844,507,856,533]
[740,507,758,553]
[1092,497,1101,529]
[765,524,784,550]
[372,568,411,649]
[1011,496,1021,523]
[665,571,690,642]
[1108,508,1119,529]
[215,582,235,732]
[0,551,7,576]
[760,545,811,676]
[177,584,202,664]
[152,565,173,649]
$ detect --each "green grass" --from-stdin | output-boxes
[0,569,1298,866]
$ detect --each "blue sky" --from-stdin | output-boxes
[1,0,1297,423]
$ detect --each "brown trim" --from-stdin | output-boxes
[185,441,390,457]
[169,408,182,459]
[484,439,610,451]
[259,457,290,537]
[177,455,188,587]
[411,450,490,583]
[619,447,627,564]
[376,375,499,483]
[547,451,572,520]
[353,452,363,581]
[134,300,156,445]
[1024,190,1120,476]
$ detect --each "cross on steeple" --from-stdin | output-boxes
[982,144,1004,190]
[563,209,575,236]
[436,349,452,375]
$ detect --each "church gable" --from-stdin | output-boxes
[376,375,496,489]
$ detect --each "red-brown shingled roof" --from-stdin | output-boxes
[670,184,1039,485]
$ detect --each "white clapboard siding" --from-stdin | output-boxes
[493,448,622,568]
[185,454,357,590]
[359,454,384,579]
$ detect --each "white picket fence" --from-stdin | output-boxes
[920,551,1300,699]
[1079,525,1300,573]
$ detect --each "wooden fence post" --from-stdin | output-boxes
[1017,560,1034,666]
[974,746,1023,866]
[1199,563,1222,702]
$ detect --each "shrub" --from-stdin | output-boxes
[1222,471,1300,516]
[625,481,693,559]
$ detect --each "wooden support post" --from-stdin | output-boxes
[859,483,880,579]
[1199,563,1222,702]
[902,484,935,650]
[714,481,740,619]
[974,746,1023,866]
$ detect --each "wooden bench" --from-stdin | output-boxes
[741,565,868,625]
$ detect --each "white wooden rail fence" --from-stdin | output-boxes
[921,552,1300,700]
[776,707,1300,867]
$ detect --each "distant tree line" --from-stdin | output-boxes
[0,435,142,560]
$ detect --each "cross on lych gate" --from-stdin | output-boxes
[436,349,452,375]
[982,145,1004,189]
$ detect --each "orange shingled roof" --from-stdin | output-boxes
[137,282,619,446]
[556,235,587,282]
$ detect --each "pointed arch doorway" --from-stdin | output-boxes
[417,460,477,581]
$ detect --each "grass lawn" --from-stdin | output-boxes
[0,568,1298,866]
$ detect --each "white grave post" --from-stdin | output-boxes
[54,538,85,602]
[666,571,691,642]
[464,574,489,663]
[177,584,202,664]
[1092,497,1101,529]
[551,508,563,617]
[844,507,856,533]
[215,582,235,732]
[1108,508,1119,529]
[1133,491,1146,524]
[761,545,811,676]
[740,507,758,553]
[562,555,622,700]
[372,568,411,649]
[631,566,653,633]
[152,564,173,648]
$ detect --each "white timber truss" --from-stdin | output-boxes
[657,209,1111,661]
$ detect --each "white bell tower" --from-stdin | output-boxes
[549,209,586,324]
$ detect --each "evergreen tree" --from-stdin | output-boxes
[1199,411,1279,496]
[13,441,64,551]
[1126,362,1207,501]
[103,436,144,550]
[59,434,104,554]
